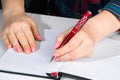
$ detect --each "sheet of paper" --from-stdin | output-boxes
[59,38,120,80]
[0,30,63,76]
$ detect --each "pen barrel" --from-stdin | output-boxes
[75,11,91,30]
[59,29,78,47]
[59,11,91,48]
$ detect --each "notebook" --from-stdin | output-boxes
[0,30,120,80]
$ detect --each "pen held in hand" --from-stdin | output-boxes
[50,11,92,62]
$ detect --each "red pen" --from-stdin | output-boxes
[50,11,91,62]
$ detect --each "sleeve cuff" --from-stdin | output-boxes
[102,3,120,20]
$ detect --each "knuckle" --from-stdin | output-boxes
[21,22,30,28]
[69,53,77,61]
[8,34,14,40]
[10,23,20,28]
[11,22,29,29]
[67,41,76,50]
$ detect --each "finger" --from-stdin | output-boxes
[21,23,36,52]
[2,34,12,48]
[54,32,83,57]
[7,31,22,53]
[14,26,31,54]
[55,41,90,61]
[54,28,72,49]
[31,21,42,41]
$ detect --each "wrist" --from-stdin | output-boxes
[81,10,120,44]
[2,9,25,20]
[81,19,98,44]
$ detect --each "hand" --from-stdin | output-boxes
[1,14,42,53]
[53,27,94,61]
[53,10,120,61]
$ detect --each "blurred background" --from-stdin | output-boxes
[26,0,58,16]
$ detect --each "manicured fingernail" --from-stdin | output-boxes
[31,47,36,52]
[7,44,12,48]
[55,58,60,62]
[37,35,42,41]
[25,48,31,54]
[53,53,59,57]
[16,48,22,53]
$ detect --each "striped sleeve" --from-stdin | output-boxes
[103,0,120,19]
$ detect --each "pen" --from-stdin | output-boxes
[50,11,91,62]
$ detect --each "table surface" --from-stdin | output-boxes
[0,10,120,80]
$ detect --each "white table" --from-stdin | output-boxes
[0,10,120,80]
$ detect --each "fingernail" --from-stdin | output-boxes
[7,44,12,48]
[31,47,36,52]
[55,58,61,62]
[24,48,31,54]
[16,48,22,53]
[37,35,42,41]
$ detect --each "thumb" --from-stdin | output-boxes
[54,27,73,49]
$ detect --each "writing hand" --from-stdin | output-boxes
[54,27,94,61]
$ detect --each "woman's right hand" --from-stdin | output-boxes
[1,13,42,54]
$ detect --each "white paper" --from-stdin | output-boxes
[0,30,63,76]
[59,38,120,80]
[0,30,120,80]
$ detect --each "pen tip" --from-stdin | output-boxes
[50,56,54,63]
